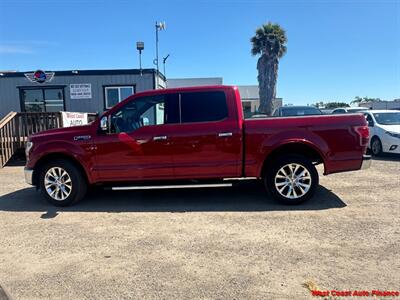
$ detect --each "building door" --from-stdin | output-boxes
[20,87,65,112]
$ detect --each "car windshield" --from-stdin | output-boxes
[281,107,322,117]
[372,112,400,125]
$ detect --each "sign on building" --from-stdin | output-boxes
[61,112,88,127]
[70,83,92,99]
[24,70,55,84]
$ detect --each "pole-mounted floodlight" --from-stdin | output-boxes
[155,21,166,88]
[136,41,144,75]
[162,54,170,79]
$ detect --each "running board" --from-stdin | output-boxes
[111,183,233,191]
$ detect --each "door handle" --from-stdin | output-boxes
[218,132,233,137]
[153,135,167,141]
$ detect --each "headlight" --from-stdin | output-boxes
[385,131,400,139]
[25,141,33,160]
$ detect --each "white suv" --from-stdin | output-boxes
[363,110,400,155]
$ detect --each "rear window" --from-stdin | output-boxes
[180,91,228,123]
[333,109,346,114]
[281,107,321,117]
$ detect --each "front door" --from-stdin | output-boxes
[94,93,180,182]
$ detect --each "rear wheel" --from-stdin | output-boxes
[371,137,382,156]
[39,159,87,206]
[264,155,319,205]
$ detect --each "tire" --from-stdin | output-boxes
[371,137,382,156]
[39,159,87,206]
[264,155,319,205]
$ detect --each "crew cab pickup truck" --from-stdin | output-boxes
[24,85,371,206]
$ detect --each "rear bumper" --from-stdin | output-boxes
[361,155,372,170]
[24,167,34,185]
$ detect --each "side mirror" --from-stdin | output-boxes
[368,121,374,127]
[100,116,108,131]
[141,117,150,126]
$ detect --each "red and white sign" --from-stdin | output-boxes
[61,112,88,127]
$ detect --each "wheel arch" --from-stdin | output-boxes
[259,142,326,178]
[370,134,381,145]
[32,152,90,187]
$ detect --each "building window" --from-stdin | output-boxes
[21,87,64,112]
[104,86,135,109]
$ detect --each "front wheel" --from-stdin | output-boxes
[371,137,382,156]
[39,159,87,206]
[264,155,319,205]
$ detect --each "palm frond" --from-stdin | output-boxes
[251,22,287,58]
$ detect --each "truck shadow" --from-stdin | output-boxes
[372,153,400,162]
[0,181,346,215]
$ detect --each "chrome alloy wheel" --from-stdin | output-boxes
[44,167,72,201]
[274,163,312,199]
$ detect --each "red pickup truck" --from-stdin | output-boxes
[24,85,371,206]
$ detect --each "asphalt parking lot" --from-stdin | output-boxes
[0,156,399,299]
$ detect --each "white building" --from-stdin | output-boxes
[238,85,282,117]
[167,77,223,88]
[358,99,400,110]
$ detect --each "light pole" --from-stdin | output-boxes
[154,21,166,88]
[136,41,144,75]
[163,54,170,79]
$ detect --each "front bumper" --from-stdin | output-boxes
[24,167,34,185]
[361,155,372,170]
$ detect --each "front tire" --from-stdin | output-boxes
[39,159,87,206]
[264,155,319,205]
[371,137,382,156]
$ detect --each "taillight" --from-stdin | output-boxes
[354,126,369,146]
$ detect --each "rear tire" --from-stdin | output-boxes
[371,137,382,156]
[39,159,87,206]
[264,155,319,205]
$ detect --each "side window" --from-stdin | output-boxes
[109,93,179,133]
[180,91,228,123]
[364,113,374,126]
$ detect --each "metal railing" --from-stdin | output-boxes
[0,112,98,168]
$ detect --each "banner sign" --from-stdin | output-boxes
[70,84,92,99]
[61,112,88,127]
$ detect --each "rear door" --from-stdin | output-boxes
[169,89,242,179]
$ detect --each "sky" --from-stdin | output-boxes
[0,0,399,105]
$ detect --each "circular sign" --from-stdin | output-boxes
[33,70,47,83]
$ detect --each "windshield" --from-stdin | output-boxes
[373,112,400,125]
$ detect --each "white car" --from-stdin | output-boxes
[363,110,400,155]
[332,107,368,114]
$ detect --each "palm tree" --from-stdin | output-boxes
[351,96,382,104]
[251,22,287,115]
[351,96,363,105]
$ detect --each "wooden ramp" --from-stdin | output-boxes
[0,112,97,168]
